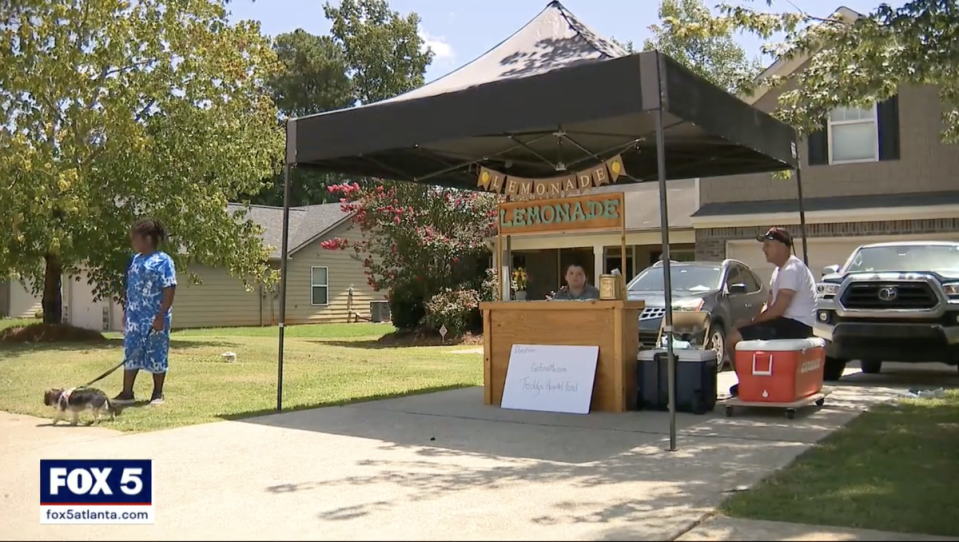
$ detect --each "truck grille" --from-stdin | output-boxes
[840,282,938,310]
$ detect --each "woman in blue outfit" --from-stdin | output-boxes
[113,218,177,406]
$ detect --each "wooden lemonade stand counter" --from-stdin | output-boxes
[475,155,643,413]
[481,299,644,412]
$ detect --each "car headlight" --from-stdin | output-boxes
[943,283,959,297]
[672,298,704,312]
[817,283,840,297]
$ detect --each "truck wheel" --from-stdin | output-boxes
[823,357,846,382]
[860,360,883,374]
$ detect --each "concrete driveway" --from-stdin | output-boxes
[3,362,956,541]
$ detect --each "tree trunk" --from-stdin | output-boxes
[42,253,63,324]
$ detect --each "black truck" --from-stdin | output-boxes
[813,241,959,381]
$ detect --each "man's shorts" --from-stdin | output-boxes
[738,316,813,341]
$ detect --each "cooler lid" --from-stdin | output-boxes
[638,348,718,361]
[735,338,826,352]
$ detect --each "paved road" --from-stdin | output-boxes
[2,362,955,541]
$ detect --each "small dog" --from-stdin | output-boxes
[43,387,117,426]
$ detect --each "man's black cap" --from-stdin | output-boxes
[756,227,793,247]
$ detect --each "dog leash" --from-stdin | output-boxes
[80,329,157,389]
[81,360,127,388]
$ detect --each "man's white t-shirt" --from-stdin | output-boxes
[770,255,817,327]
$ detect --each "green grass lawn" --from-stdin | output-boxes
[0,321,482,432]
[172,322,398,339]
[720,389,959,537]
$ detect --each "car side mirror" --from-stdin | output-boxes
[727,283,748,295]
[822,264,841,277]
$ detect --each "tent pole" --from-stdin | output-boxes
[277,162,292,412]
[655,108,677,453]
[794,147,809,265]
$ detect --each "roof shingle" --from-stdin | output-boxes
[228,202,351,259]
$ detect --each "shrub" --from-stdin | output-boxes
[479,267,499,302]
[467,267,500,331]
[388,281,426,331]
[424,288,481,337]
[0,323,107,344]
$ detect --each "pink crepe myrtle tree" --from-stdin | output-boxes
[320,181,499,305]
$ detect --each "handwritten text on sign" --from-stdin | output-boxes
[500,344,599,415]
[498,192,624,236]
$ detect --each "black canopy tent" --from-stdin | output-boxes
[276,1,805,451]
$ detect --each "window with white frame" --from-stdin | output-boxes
[310,266,329,306]
[827,104,879,164]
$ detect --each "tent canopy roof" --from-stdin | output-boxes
[286,1,798,188]
[379,1,629,104]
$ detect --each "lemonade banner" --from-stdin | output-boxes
[476,154,625,200]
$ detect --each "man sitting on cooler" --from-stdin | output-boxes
[726,227,818,394]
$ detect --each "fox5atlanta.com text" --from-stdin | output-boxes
[40,459,154,525]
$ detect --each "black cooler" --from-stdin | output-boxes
[635,349,718,415]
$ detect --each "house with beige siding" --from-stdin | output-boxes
[65,203,382,332]
[0,278,43,319]
[692,7,959,283]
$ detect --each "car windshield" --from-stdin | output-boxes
[628,266,723,293]
[844,245,959,273]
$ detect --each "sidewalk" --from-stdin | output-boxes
[0,376,916,541]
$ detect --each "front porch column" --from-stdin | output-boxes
[498,248,510,300]
[593,244,604,287]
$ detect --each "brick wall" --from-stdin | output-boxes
[695,218,959,260]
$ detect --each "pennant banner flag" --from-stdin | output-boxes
[476,154,627,200]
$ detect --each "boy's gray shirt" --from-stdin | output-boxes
[552,284,601,301]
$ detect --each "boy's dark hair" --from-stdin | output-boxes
[565,261,588,277]
[132,217,168,248]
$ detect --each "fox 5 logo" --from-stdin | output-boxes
[41,460,153,505]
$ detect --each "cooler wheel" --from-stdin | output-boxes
[815,397,825,407]
[725,405,734,417]
[786,409,796,420]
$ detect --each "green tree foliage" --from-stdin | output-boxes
[253,29,353,207]
[0,0,284,323]
[323,0,433,104]
[253,0,434,206]
[267,29,354,117]
[690,1,959,141]
[643,0,764,93]
[610,37,636,53]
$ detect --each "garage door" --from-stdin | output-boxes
[726,238,866,285]
[65,271,120,331]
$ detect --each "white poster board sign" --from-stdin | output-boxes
[500,344,599,415]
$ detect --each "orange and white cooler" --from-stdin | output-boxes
[733,338,827,403]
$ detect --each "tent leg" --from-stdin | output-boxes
[795,161,809,266]
[654,107,677,453]
[277,163,292,411]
